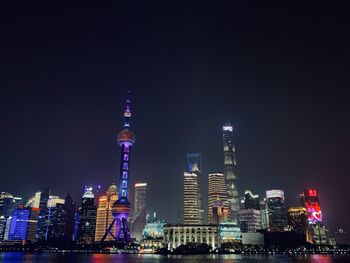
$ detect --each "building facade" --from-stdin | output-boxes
[238,209,261,233]
[266,190,287,231]
[208,173,227,224]
[183,172,200,225]
[222,123,239,223]
[131,183,147,241]
[163,224,218,250]
[94,184,118,242]
[77,187,97,244]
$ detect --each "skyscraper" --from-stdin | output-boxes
[187,153,204,224]
[8,208,30,240]
[0,192,15,240]
[131,183,147,241]
[222,123,239,223]
[300,188,327,245]
[36,188,50,241]
[241,190,260,210]
[183,153,203,225]
[265,190,287,231]
[208,173,227,224]
[184,172,200,225]
[94,184,118,242]
[238,190,261,233]
[63,194,76,241]
[78,187,97,244]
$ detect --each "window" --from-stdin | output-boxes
[123,162,128,170]
[123,171,128,179]
[123,154,129,161]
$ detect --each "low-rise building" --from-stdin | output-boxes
[163,224,218,250]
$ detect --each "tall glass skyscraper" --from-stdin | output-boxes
[78,187,97,244]
[131,183,147,241]
[266,190,287,231]
[222,123,239,223]
[208,173,227,224]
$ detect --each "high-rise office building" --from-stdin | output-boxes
[222,123,239,223]
[184,172,200,225]
[208,173,227,224]
[0,192,15,240]
[183,153,203,225]
[94,184,118,242]
[78,187,97,244]
[26,208,39,242]
[62,194,76,241]
[241,190,260,210]
[43,195,65,241]
[300,188,327,245]
[265,190,287,231]
[8,208,30,240]
[131,183,147,241]
[238,209,261,233]
[287,207,308,234]
[36,188,50,240]
[259,199,268,229]
[187,153,204,224]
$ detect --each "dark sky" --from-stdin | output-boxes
[1,3,349,241]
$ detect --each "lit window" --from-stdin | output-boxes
[123,162,128,170]
[123,171,128,179]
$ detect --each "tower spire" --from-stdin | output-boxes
[123,90,131,128]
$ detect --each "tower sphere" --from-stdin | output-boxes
[117,129,135,146]
[112,197,131,218]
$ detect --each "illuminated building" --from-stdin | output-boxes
[131,183,147,241]
[259,199,268,229]
[183,171,200,225]
[36,188,50,240]
[101,95,135,243]
[208,173,227,224]
[241,190,260,210]
[187,153,204,224]
[78,187,97,244]
[300,188,322,224]
[142,213,165,240]
[26,208,39,242]
[43,195,65,241]
[218,221,241,244]
[300,188,327,245]
[0,192,15,240]
[238,209,261,233]
[140,213,166,252]
[211,202,228,225]
[163,224,218,250]
[222,123,239,223]
[265,190,287,231]
[94,184,118,242]
[8,208,30,240]
[287,207,308,234]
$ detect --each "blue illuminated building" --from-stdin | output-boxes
[8,208,30,240]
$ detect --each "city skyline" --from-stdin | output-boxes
[1,2,349,244]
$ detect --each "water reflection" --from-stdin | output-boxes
[0,253,348,263]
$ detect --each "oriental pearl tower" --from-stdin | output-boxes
[102,94,135,242]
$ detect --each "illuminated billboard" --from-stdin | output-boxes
[302,188,322,224]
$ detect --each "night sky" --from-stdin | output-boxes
[1,3,349,241]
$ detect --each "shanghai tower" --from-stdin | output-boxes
[222,123,239,224]
[102,93,135,242]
